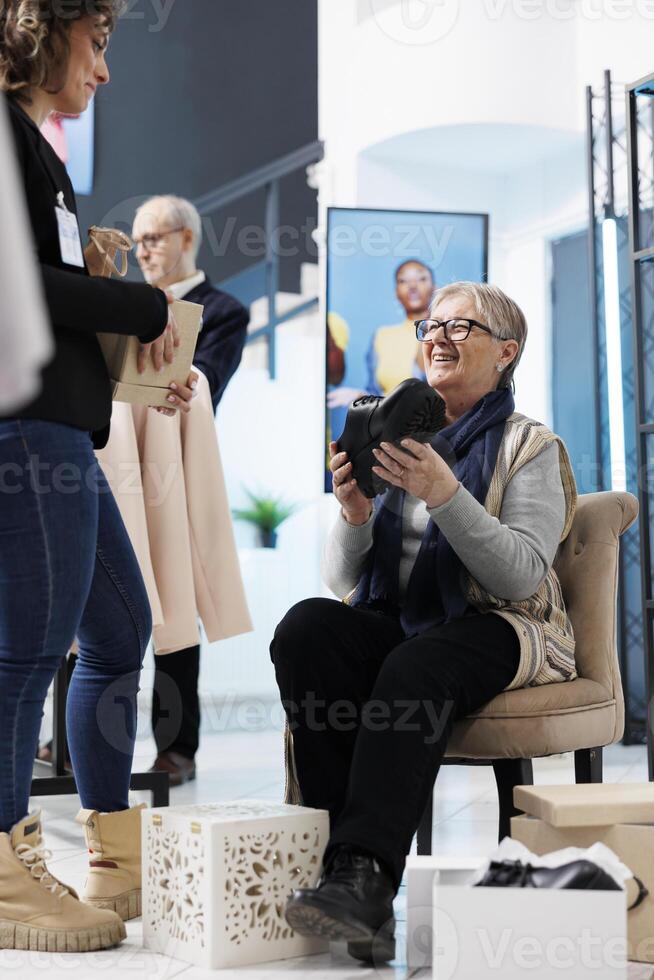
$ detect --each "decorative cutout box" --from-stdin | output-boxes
[142,800,330,969]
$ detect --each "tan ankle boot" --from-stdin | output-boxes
[76,804,145,921]
[0,812,125,951]
[10,809,77,897]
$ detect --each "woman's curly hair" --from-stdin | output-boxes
[0,1,124,98]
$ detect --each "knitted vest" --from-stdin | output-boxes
[468,412,578,690]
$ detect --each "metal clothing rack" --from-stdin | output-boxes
[587,70,648,744]
[626,70,654,780]
[31,657,169,807]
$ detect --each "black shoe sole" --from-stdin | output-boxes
[285,896,395,964]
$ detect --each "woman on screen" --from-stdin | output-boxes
[327,258,433,408]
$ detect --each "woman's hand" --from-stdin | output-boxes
[329,441,373,525]
[138,292,181,375]
[153,371,199,417]
[372,439,459,509]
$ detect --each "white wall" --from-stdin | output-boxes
[319,0,584,204]
[576,5,654,87]
[198,271,335,700]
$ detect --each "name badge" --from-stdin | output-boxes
[55,191,85,268]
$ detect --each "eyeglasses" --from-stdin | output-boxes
[414,317,499,343]
[133,227,185,252]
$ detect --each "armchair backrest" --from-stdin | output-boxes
[553,490,638,738]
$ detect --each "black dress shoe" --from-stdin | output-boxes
[284,845,396,964]
[476,858,622,892]
[337,378,447,497]
[149,751,196,787]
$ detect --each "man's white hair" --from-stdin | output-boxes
[135,195,203,259]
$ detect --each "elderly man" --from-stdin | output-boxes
[133,194,250,785]
[133,195,249,411]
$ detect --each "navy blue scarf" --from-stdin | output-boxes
[349,387,515,636]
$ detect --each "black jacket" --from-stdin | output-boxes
[3,97,168,449]
[187,278,249,411]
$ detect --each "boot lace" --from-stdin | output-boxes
[352,394,381,407]
[14,842,69,899]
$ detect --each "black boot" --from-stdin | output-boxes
[284,844,396,964]
[337,378,447,498]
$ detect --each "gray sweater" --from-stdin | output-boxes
[322,442,565,604]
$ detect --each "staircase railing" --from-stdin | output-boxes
[192,140,324,378]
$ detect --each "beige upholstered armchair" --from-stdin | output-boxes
[417,490,640,853]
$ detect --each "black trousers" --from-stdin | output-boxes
[270,598,520,892]
[151,644,201,760]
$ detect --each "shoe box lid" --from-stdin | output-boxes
[514,783,654,828]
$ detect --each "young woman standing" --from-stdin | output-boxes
[0,1,196,951]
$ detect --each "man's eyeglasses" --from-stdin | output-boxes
[133,227,185,252]
[415,318,498,343]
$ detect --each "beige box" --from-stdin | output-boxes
[97,299,203,407]
[514,783,654,829]
[511,782,654,964]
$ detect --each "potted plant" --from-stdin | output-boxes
[232,490,297,549]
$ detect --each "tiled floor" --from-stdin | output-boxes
[3,733,652,979]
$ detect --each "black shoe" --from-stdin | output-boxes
[284,845,396,964]
[476,858,622,892]
[337,379,447,497]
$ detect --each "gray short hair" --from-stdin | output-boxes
[135,195,203,260]
[430,281,527,390]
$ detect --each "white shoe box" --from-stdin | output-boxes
[406,855,484,968]
[406,854,628,978]
[432,874,627,980]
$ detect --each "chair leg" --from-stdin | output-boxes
[417,792,433,856]
[493,758,534,842]
[574,746,603,783]
[52,655,74,776]
[416,763,441,856]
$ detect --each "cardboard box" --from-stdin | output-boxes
[433,876,626,979]
[514,783,654,829]
[511,782,654,964]
[97,299,203,407]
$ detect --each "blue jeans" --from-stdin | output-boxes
[0,420,152,832]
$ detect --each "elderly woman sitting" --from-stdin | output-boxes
[270,281,577,964]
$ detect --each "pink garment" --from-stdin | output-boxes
[96,369,252,654]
